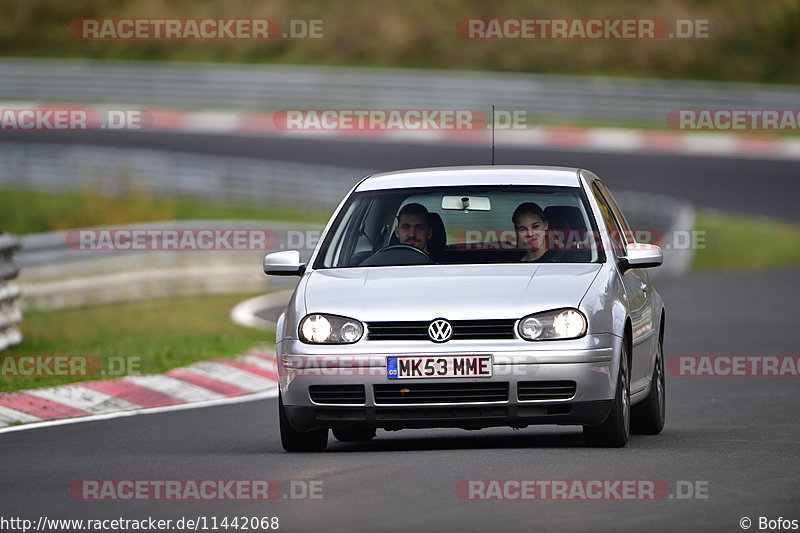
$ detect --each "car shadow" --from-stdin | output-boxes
[326,428,587,453]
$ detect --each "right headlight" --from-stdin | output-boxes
[518,308,587,341]
[299,313,364,344]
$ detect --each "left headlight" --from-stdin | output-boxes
[299,314,364,344]
[518,308,587,341]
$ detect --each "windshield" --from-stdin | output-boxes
[314,185,603,268]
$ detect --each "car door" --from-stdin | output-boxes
[591,181,655,395]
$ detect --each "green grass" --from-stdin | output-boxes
[0,188,331,234]
[692,211,800,271]
[533,117,800,137]
[1,0,799,84]
[0,293,273,392]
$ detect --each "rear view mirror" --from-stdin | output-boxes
[264,250,306,276]
[441,196,491,211]
[620,243,663,271]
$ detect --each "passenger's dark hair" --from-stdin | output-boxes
[397,203,429,221]
[512,202,547,227]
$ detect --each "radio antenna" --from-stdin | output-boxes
[491,105,496,165]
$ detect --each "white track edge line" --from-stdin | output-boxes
[0,387,278,436]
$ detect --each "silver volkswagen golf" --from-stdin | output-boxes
[264,166,666,451]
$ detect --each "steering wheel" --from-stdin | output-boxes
[359,244,433,266]
[378,244,430,257]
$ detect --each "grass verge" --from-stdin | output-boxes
[692,211,800,271]
[0,188,331,235]
[0,293,273,392]
[2,0,799,85]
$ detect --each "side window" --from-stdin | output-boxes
[591,183,626,256]
[595,180,634,242]
[322,200,359,267]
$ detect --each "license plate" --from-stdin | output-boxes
[387,355,492,379]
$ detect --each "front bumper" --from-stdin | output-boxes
[278,334,622,432]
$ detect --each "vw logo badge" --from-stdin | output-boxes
[428,319,453,343]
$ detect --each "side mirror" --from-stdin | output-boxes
[264,250,306,276]
[620,243,663,272]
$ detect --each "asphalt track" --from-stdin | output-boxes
[1,133,799,532]
[0,130,797,222]
[1,270,798,532]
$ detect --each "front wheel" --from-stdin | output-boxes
[279,395,328,452]
[583,341,630,447]
[631,338,666,434]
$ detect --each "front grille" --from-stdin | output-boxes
[309,385,366,405]
[375,407,508,420]
[373,382,509,404]
[518,381,576,401]
[366,319,516,341]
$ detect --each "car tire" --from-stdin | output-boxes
[583,341,630,447]
[631,337,666,435]
[333,428,377,442]
[279,395,328,452]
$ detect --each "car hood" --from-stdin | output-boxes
[303,264,601,321]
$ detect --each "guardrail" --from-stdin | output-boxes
[15,220,314,310]
[3,141,693,246]
[0,142,368,211]
[15,219,323,268]
[1,58,799,125]
[0,233,22,351]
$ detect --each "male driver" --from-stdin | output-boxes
[395,203,432,255]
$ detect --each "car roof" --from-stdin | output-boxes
[355,166,584,192]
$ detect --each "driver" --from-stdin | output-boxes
[513,201,564,262]
[395,203,432,255]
